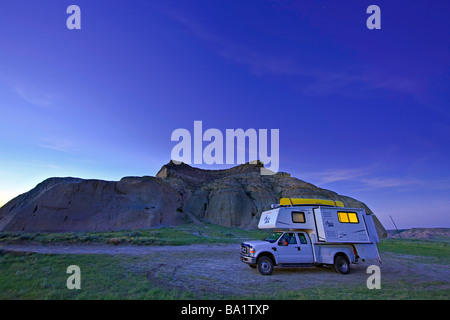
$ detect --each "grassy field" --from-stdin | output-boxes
[378,238,450,260]
[0,226,449,300]
[0,250,191,299]
[1,250,448,300]
[0,223,267,246]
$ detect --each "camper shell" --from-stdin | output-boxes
[241,198,381,275]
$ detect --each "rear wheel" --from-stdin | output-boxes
[257,256,274,275]
[334,255,350,274]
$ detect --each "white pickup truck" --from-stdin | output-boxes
[240,198,381,275]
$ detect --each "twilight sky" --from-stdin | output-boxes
[0,0,449,229]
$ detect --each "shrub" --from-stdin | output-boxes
[107,238,121,245]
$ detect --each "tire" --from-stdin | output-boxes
[333,255,350,274]
[257,256,274,275]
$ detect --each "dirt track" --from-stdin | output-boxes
[1,243,449,298]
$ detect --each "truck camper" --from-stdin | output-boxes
[240,198,381,275]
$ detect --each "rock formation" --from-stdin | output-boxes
[0,161,386,237]
[0,176,184,232]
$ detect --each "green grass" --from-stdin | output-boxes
[379,238,450,261]
[1,248,447,300]
[0,251,195,299]
[264,282,450,300]
[0,229,449,300]
[0,223,268,246]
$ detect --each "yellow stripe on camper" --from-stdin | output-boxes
[280,198,344,207]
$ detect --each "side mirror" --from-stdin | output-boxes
[278,239,288,246]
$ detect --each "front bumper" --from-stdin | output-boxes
[240,255,257,264]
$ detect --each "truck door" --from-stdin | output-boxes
[296,232,314,263]
[277,232,314,264]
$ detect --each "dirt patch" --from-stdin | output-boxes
[124,246,376,297]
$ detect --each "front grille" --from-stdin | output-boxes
[240,243,249,255]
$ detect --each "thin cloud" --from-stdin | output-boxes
[299,165,450,193]
[305,168,368,185]
[37,143,70,153]
[356,177,420,191]
[37,139,76,153]
[12,85,58,107]
[167,10,422,99]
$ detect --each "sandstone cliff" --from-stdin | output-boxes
[0,161,386,237]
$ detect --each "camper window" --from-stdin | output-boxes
[338,211,359,224]
[291,211,305,223]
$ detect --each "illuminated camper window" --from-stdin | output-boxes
[292,211,306,223]
[338,212,359,224]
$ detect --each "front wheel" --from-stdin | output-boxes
[333,255,350,274]
[257,256,274,275]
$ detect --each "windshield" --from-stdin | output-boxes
[264,232,283,243]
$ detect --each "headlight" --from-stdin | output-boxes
[249,248,256,256]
